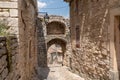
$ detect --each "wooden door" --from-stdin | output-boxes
[115,16,120,78]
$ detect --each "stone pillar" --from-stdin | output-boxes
[18,0,38,79]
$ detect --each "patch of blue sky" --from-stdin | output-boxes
[37,0,69,18]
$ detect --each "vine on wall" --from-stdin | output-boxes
[0,20,10,36]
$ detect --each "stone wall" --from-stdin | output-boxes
[0,0,18,35]
[0,36,20,80]
[65,0,120,80]
[0,0,40,80]
[37,18,47,67]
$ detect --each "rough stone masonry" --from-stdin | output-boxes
[0,0,40,80]
[64,0,120,80]
[0,36,20,80]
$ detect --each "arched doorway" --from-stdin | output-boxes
[47,44,63,65]
[47,38,67,66]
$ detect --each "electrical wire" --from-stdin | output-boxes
[40,6,68,9]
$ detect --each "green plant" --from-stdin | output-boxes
[0,20,9,36]
[6,36,12,72]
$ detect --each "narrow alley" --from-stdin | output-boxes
[0,0,120,80]
[38,65,84,80]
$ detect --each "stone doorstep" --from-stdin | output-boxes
[0,43,6,49]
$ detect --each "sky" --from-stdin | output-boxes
[37,0,69,18]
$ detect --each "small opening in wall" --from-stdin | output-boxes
[119,16,120,30]
[74,0,79,14]
[76,25,80,48]
[29,40,32,58]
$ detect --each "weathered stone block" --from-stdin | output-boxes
[0,12,9,17]
[0,48,7,57]
[10,9,18,17]
[0,56,7,73]
[0,43,5,49]
[7,18,18,27]
[11,43,18,50]
[0,37,6,42]
[1,68,8,80]
[11,50,17,56]
[0,2,18,9]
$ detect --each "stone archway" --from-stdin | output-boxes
[47,38,67,66]
[37,15,70,67]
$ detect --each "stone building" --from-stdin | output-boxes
[0,0,41,80]
[38,15,72,67]
[65,0,120,80]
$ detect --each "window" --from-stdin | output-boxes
[119,16,120,30]
[76,25,80,48]
[29,40,32,58]
[74,0,79,13]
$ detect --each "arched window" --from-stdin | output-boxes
[47,21,65,35]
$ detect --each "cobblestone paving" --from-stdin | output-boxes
[38,65,84,80]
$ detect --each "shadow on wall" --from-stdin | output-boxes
[37,18,47,67]
[37,67,50,80]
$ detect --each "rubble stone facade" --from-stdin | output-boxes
[65,0,120,80]
[0,36,20,80]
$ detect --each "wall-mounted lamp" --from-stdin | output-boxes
[38,12,49,24]
[44,13,49,24]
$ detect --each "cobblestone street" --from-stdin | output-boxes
[38,65,84,80]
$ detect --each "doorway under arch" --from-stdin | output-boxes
[47,38,67,66]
